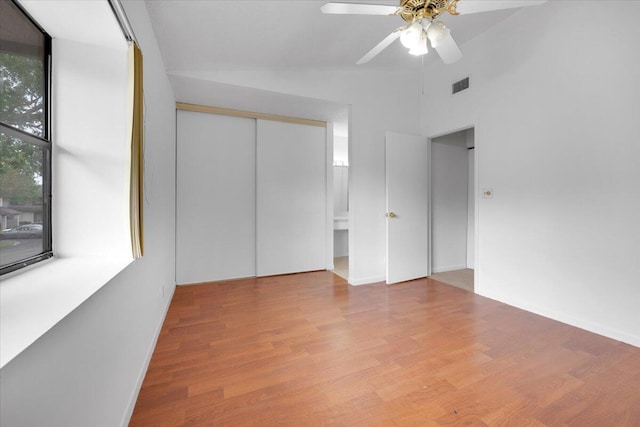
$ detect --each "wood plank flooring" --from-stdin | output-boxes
[130,271,640,426]
[429,269,474,293]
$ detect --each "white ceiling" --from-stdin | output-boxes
[145,0,523,73]
[170,74,350,132]
[145,0,535,141]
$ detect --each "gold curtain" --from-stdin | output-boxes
[128,42,144,258]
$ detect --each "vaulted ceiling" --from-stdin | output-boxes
[145,0,524,73]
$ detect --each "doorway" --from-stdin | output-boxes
[430,128,475,292]
[332,131,349,280]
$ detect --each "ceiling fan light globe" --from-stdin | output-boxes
[400,22,423,49]
[409,30,429,56]
[408,45,428,56]
[426,21,450,47]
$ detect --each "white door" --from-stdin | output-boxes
[176,111,256,284]
[256,119,327,276]
[386,131,430,284]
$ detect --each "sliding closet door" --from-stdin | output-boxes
[256,120,327,276]
[176,111,256,284]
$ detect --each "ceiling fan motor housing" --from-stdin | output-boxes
[399,0,455,22]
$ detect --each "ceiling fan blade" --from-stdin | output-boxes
[321,2,399,15]
[356,30,402,65]
[454,0,548,15]
[434,33,463,64]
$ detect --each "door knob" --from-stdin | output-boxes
[385,212,397,218]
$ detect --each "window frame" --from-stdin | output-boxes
[0,0,53,275]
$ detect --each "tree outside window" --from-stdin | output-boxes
[0,0,52,274]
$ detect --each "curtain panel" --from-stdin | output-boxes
[128,42,144,258]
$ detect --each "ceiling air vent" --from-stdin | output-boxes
[452,77,469,94]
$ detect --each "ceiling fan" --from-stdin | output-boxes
[321,0,548,65]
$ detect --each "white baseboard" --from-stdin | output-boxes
[479,289,640,349]
[121,281,176,426]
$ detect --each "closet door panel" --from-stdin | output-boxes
[256,120,327,276]
[176,111,256,284]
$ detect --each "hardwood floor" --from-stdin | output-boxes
[130,271,640,426]
[429,269,474,293]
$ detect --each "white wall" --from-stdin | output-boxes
[334,135,349,165]
[52,38,131,258]
[333,165,349,257]
[169,68,422,284]
[431,132,469,272]
[334,230,348,258]
[421,1,640,346]
[333,136,349,259]
[333,165,349,215]
[467,148,475,269]
[0,1,177,426]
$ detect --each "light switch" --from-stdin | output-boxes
[482,188,493,199]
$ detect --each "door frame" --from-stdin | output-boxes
[427,124,479,293]
[175,103,334,283]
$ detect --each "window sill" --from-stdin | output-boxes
[0,255,133,368]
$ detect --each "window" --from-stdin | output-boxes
[0,0,52,274]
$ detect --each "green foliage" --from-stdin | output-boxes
[1,52,45,137]
[0,167,41,204]
[0,133,42,177]
[0,52,45,205]
[0,135,42,204]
